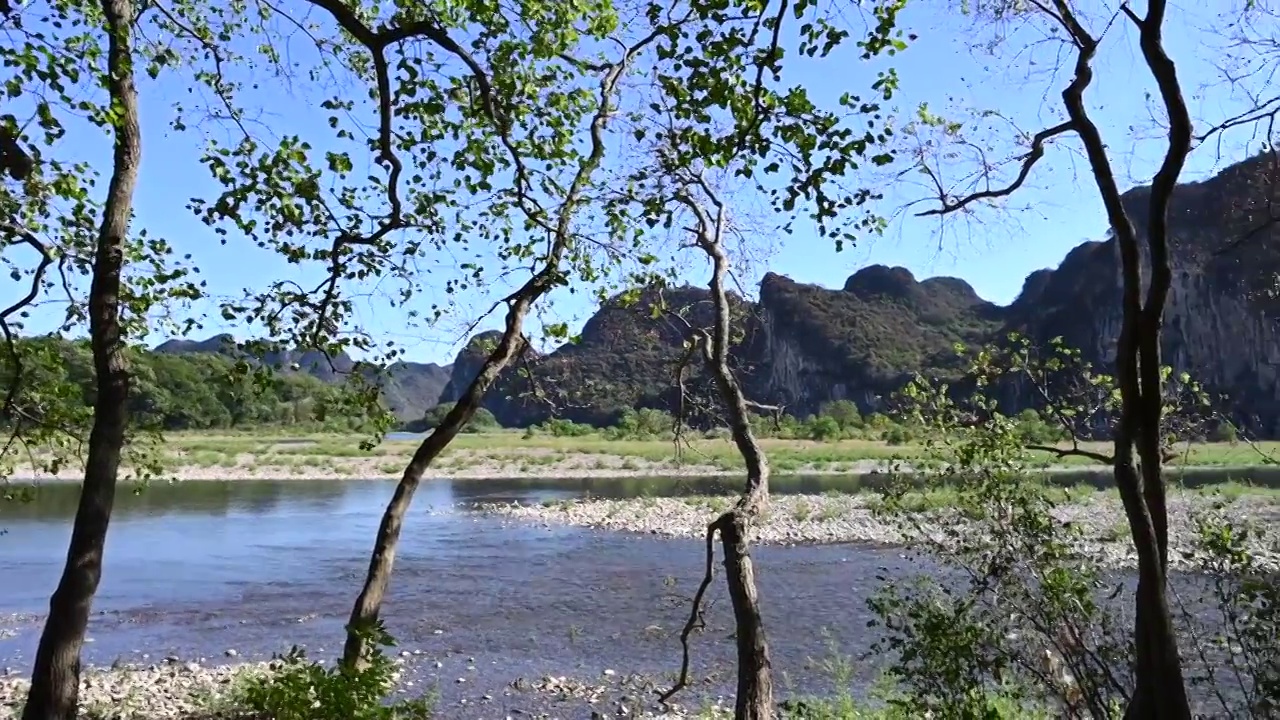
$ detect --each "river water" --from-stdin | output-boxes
[0,471,1270,717]
[0,476,932,715]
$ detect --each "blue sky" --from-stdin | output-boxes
[4,0,1268,365]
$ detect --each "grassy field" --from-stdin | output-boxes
[134,428,1280,480]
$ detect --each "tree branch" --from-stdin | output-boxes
[916,120,1075,217]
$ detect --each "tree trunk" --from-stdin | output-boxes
[342,308,530,668]
[1046,1,1192,713]
[699,205,774,719]
[22,1,140,717]
[719,500,773,720]
[339,34,627,665]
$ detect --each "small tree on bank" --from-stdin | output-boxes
[604,1,918,712]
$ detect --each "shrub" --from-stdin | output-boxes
[539,418,595,437]
[607,407,676,439]
[808,416,843,442]
[881,426,912,446]
[226,622,435,720]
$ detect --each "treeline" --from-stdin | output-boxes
[408,398,1077,445]
[2,337,360,432]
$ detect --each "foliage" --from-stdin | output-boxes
[606,408,676,440]
[157,0,675,372]
[866,336,1280,718]
[228,621,435,720]
[0,0,212,491]
[1188,510,1280,716]
[1,337,377,436]
[871,365,1133,719]
[537,417,596,437]
[924,334,1214,451]
[405,402,499,434]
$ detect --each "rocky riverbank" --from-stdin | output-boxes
[470,491,1280,571]
[0,659,729,720]
[0,660,268,720]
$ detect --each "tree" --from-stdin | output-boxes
[907,2,1270,716]
[160,0,694,668]
[595,4,915,714]
[655,167,786,720]
[6,0,146,716]
[820,399,862,430]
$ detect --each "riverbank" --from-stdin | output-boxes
[0,658,731,720]
[9,430,1280,483]
[470,489,1280,572]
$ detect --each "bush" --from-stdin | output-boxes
[227,622,435,720]
[410,402,500,433]
[881,426,912,446]
[819,399,863,430]
[607,407,675,439]
[539,418,595,437]
[808,416,843,442]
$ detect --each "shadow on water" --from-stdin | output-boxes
[0,468,1270,715]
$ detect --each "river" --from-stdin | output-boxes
[0,471,1269,717]
[1,476,931,716]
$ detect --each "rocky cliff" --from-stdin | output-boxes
[1003,152,1280,434]
[437,286,757,427]
[439,152,1280,433]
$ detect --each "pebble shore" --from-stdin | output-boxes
[0,660,268,720]
[471,491,1280,571]
[0,659,727,720]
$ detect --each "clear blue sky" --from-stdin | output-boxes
[4,1,1266,365]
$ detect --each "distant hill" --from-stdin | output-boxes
[153,335,452,422]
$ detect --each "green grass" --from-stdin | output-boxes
[20,429,1273,479]
[159,430,1280,469]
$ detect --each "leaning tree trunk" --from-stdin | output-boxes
[340,34,629,665]
[341,305,532,668]
[22,1,140,717]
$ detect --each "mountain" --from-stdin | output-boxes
[438,152,1280,434]
[437,286,757,427]
[153,335,452,422]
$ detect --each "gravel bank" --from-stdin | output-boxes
[0,660,270,719]
[470,492,1280,571]
[0,660,726,720]
[7,457,898,484]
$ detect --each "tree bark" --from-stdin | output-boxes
[22,1,140,717]
[719,503,773,720]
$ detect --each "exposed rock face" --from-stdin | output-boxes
[1006,154,1280,435]
[751,269,1002,417]
[447,153,1280,433]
